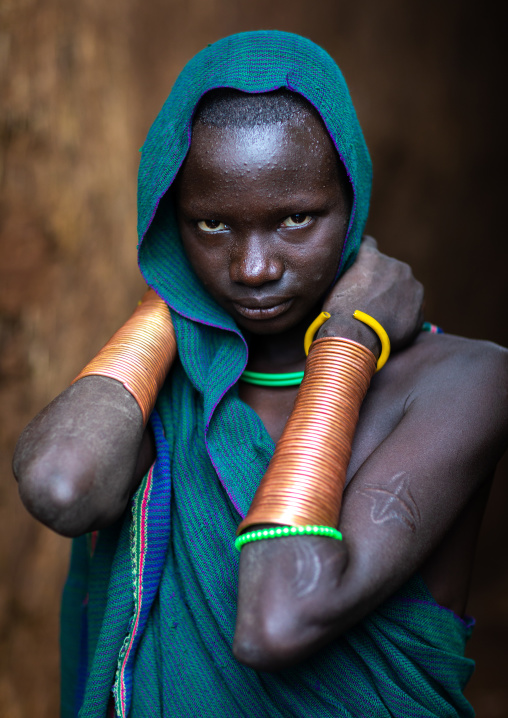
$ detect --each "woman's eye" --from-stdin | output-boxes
[197,219,227,233]
[281,214,312,228]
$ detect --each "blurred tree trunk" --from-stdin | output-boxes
[0,0,141,714]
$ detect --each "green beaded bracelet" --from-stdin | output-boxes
[234,524,343,551]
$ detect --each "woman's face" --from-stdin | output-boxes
[175,110,351,335]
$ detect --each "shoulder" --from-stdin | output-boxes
[363,332,508,449]
[347,332,507,483]
[381,332,508,395]
[380,332,508,456]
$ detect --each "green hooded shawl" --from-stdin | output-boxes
[61,31,474,718]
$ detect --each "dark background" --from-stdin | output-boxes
[1,0,506,715]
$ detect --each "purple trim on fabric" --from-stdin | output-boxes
[203,433,245,518]
[139,198,161,248]
[147,284,241,337]
[144,286,248,517]
[138,136,188,248]
[118,464,154,716]
[202,310,249,518]
[396,597,475,631]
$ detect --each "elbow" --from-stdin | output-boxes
[14,442,101,537]
[18,474,86,537]
[233,602,332,672]
[233,616,309,672]
[233,535,350,670]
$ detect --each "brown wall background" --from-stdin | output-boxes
[0,0,506,716]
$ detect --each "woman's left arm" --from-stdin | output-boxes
[234,338,508,670]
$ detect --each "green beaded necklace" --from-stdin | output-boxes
[240,310,332,387]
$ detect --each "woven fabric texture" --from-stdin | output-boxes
[61,31,474,718]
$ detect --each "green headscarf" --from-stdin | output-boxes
[137,30,372,328]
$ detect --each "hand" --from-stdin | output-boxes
[320,237,424,357]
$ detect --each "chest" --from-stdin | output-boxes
[238,381,300,444]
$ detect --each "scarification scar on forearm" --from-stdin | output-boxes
[357,471,421,532]
[290,540,323,598]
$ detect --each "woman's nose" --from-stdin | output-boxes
[229,234,284,287]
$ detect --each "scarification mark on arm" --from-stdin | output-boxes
[403,386,417,414]
[290,540,323,598]
[357,471,421,533]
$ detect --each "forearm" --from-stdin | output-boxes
[13,376,154,537]
[234,439,493,672]
[234,340,508,671]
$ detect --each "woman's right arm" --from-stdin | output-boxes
[12,375,155,537]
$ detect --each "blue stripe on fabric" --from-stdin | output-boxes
[113,409,173,717]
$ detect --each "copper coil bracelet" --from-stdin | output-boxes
[237,335,377,535]
[72,289,177,424]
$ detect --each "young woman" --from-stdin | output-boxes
[14,31,508,717]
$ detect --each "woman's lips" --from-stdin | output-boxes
[232,299,293,320]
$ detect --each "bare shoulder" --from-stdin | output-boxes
[380,331,508,401]
[350,332,508,480]
[387,332,508,467]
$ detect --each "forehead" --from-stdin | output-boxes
[176,112,343,208]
